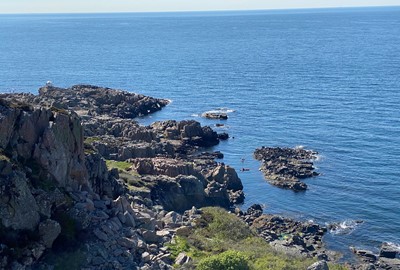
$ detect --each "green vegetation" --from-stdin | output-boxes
[197,250,250,270]
[84,136,101,144]
[105,160,132,172]
[167,207,348,270]
[105,159,152,192]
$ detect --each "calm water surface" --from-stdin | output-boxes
[1,7,399,258]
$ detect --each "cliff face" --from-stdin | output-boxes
[0,99,89,230]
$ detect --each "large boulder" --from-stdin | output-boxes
[152,120,220,148]
[148,175,207,212]
[133,158,203,180]
[307,260,329,270]
[206,164,243,191]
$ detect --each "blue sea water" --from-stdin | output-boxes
[1,7,400,258]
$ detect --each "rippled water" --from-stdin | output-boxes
[1,7,399,258]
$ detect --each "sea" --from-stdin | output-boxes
[1,6,399,260]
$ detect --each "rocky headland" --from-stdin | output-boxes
[1,85,398,270]
[0,85,246,269]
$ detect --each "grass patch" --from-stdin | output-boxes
[166,207,348,270]
[198,250,250,270]
[105,160,150,192]
[105,160,132,172]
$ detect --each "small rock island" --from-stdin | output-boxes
[254,146,319,191]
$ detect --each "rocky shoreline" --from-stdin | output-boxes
[1,85,399,270]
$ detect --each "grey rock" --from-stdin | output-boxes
[38,219,61,248]
[94,229,109,242]
[0,168,40,231]
[307,260,329,270]
[202,112,228,120]
[141,252,151,263]
[117,237,138,248]
[124,211,136,227]
[379,242,400,259]
[141,230,160,244]
[31,243,46,260]
[175,252,191,266]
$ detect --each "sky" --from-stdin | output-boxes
[1,0,400,14]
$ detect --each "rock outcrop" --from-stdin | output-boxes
[201,111,228,120]
[11,84,170,118]
[237,204,332,260]
[254,146,319,191]
[351,243,400,270]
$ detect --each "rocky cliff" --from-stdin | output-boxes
[0,85,244,269]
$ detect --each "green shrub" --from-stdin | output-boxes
[197,207,253,241]
[166,236,191,259]
[162,207,347,270]
[197,250,250,270]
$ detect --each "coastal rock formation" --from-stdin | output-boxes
[0,85,244,269]
[0,99,88,191]
[351,243,400,270]
[254,146,319,191]
[151,119,221,148]
[20,84,170,118]
[238,204,331,260]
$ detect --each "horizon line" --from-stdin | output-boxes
[0,4,399,15]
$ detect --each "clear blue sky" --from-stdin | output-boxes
[1,0,400,14]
